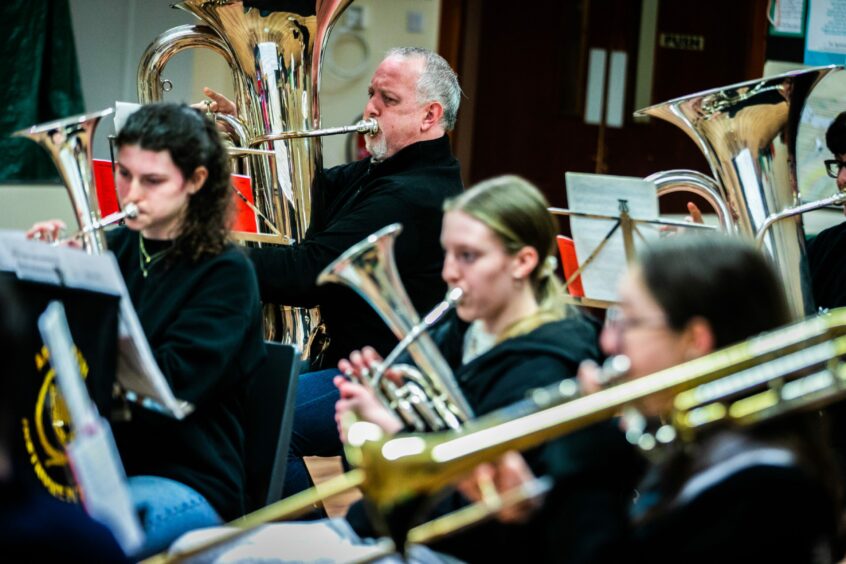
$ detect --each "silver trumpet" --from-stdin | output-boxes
[317,223,475,432]
[51,203,139,246]
[14,108,114,254]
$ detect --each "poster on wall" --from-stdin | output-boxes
[805,0,846,64]
[770,0,805,37]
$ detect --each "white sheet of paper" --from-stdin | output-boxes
[565,173,660,302]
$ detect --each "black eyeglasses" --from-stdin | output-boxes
[824,159,846,178]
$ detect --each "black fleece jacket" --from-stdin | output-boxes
[248,135,463,367]
[347,312,640,564]
[108,228,266,520]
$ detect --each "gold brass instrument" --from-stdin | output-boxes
[347,308,846,547]
[635,65,842,319]
[317,222,475,432]
[137,0,354,360]
[14,108,115,254]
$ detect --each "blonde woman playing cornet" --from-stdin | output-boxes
[172,176,612,562]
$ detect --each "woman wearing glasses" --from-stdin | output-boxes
[463,234,839,562]
[808,110,846,312]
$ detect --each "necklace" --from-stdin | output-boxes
[138,235,172,278]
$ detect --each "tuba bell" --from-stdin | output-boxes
[635,65,841,319]
[137,0,355,361]
[14,108,115,254]
[317,223,475,431]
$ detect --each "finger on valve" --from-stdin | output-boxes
[26,220,66,244]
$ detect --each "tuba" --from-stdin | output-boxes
[317,223,475,431]
[635,65,841,319]
[14,108,114,254]
[349,307,846,549]
[137,0,354,360]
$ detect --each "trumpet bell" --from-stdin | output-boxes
[14,108,114,254]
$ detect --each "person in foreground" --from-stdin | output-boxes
[169,175,610,562]
[464,234,839,563]
[29,103,266,557]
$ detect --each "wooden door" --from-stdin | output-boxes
[443,0,768,215]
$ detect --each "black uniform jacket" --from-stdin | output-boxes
[108,228,266,520]
[248,135,463,367]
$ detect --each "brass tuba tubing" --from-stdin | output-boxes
[754,191,846,247]
[317,223,475,432]
[137,0,356,361]
[635,65,842,319]
[370,287,464,390]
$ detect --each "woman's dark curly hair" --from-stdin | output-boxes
[115,103,231,262]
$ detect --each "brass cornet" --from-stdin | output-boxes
[317,223,474,432]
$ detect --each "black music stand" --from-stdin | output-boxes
[0,234,119,503]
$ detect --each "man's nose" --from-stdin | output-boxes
[364,98,379,118]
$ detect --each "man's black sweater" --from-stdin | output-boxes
[248,135,463,367]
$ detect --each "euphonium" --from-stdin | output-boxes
[636,65,842,319]
[14,108,114,254]
[137,0,354,360]
[349,308,846,546]
[317,223,475,431]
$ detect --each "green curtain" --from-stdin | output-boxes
[0,0,85,182]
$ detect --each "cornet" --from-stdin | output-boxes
[317,223,475,432]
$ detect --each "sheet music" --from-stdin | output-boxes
[565,173,660,301]
[38,302,145,555]
[0,232,193,419]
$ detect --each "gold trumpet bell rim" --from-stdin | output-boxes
[633,64,841,117]
[14,107,115,138]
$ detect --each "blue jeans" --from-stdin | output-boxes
[129,475,222,558]
[283,368,344,499]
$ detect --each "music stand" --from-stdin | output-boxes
[551,173,717,309]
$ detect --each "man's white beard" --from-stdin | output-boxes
[365,134,388,162]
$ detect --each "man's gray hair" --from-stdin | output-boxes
[386,47,462,131]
